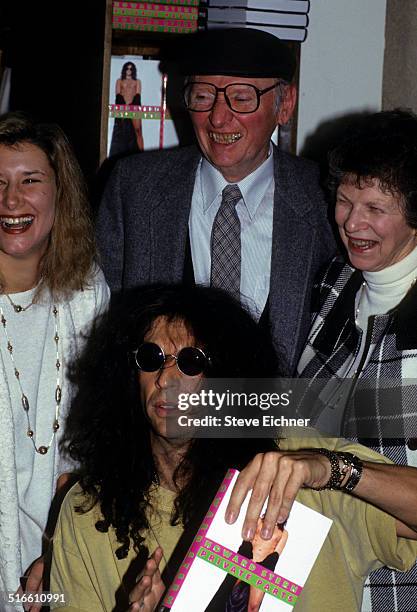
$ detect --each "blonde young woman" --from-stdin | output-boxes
[0,112,109,609]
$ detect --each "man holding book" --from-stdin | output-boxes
[49,285,417,612]
[96,27,335,375]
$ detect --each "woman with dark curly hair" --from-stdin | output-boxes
[298,109,417,441]
[296,109,417,610]
[50,285,417,612]
[0,111,109,605]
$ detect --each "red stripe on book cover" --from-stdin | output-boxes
[162,468,236,608]
[114,9,199,20]
[113,0,200,8]
[109,104,162,112]
[109,104,172,120]
[113,1,199,16]
[113,23,198,32]
[113,15,197,27]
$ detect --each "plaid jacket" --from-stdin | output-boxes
[297,257,417,612]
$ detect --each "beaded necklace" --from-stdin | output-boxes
[355,277,417,327]
[4,292,35,313]
[0,302,62,455]
[354,281,366,326]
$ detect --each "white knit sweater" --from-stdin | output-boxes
[0,268,109,609]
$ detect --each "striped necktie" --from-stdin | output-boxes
[210,184,242,299]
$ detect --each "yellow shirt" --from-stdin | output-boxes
[51,485,183,611]
[50,434,417,611]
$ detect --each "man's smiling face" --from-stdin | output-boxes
[189,75,296,183]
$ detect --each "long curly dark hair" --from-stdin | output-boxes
[121,62,137,80]
[62,285,279,559]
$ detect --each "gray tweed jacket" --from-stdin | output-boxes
[96,144,335,373]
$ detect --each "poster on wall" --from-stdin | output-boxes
[107,55,180,158]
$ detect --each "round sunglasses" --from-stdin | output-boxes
[133,342,210,377]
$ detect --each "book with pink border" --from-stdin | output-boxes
[107,56,180,157]
[160,469,332,611]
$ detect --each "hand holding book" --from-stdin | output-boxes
[224,450,334,541]
[162,469,333,611]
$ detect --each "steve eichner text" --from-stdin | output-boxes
[177,390,291,411]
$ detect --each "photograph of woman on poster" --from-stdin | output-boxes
[109,61,144,157]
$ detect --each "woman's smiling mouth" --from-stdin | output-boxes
[347,237,378,252]
[0,215,34,232]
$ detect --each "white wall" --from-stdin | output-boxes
[383,0,417,113]
[297,0,387,153]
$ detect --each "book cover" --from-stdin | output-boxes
[161,469,332,611]
[113,2,200,19]
[107,56,180,157]
[114,9,199,20]
[113,16,199,31]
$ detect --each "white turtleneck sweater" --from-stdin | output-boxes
[353,244,417,374]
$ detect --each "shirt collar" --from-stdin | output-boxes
[199,143,274,219]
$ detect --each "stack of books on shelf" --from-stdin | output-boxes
[112,0,208,34]
[207,0,310,42]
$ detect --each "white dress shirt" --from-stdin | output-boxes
[189,145,275,320]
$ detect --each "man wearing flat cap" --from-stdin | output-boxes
[96,28,335,374]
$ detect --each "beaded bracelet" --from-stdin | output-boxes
[314,448,344,490]
[314,448,363,492]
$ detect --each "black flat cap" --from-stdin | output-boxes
[160,28,296,82]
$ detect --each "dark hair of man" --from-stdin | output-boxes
[121,62,137,80]
[62,285,280,559]
[328,109,417,229]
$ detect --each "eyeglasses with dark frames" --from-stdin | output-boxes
[183,81,280,114]
[133,342,210,377]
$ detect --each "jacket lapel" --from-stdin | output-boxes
[149,150,201,284]
[392,281,417,349]
[313,269,363,355]
[268,148,324,371]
